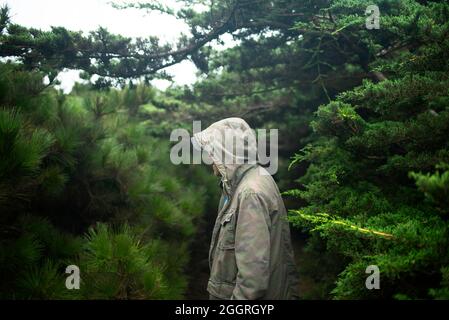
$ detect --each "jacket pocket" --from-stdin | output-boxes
[218,210,236,249]
[211,210,237,284]
[207,280,234,300]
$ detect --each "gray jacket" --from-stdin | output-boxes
[193,118,299,300]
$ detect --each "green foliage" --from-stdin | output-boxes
[77,223,177,299]
[288,1,449,299]
[409,164,449,215]
[0,215,81,299]
[1,0,448,301]
[0,61,218,299]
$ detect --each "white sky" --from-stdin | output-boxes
[0,0,217,91]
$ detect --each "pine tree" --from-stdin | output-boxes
[0,61,218,299]
[287,2,449,299]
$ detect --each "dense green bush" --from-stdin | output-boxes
[0,62,218,299]
[287,2,449,299]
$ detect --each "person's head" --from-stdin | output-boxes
[191,118,258,189]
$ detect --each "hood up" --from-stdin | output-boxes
[192,118,258,195]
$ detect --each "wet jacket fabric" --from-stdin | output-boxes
[192,118,299,300]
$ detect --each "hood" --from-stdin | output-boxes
[192,118,258,195]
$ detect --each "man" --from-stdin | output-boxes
[191,118,299,300]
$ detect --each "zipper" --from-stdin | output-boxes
[208,165,257,270]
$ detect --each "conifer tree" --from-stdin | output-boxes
[287,2,449,299]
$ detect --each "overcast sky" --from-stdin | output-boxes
[0,0,210,91]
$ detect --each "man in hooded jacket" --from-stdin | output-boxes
[191,118,299,300]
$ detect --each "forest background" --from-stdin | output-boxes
[1,0,449,299]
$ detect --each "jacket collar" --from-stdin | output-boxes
[223,163,258,196]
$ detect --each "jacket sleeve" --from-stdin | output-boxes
[231,192,271,300]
